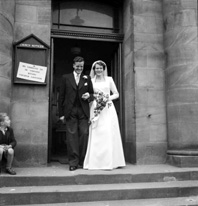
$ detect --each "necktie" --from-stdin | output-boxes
[76,74,80,85]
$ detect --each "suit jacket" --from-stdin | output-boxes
[0,127,17,148]
[59,73,94,119]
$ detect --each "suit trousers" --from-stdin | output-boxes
[66,105,89,167]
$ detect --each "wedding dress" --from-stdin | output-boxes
[83,76,126,170]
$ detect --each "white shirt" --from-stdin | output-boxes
[73,71,81,85]
[0,127,7,135]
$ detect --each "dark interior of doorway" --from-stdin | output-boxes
[51,38,119,164]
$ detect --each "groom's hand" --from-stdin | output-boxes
[60,116,65,122]
[82,92,90,100]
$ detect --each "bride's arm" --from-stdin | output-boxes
[109,77,119,101]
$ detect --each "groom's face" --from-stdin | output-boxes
[73,61,84,75]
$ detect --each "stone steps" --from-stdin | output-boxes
[8,197,198,206]
[1,164,198,205]
[2,170,198,187]
[1,180,198,205]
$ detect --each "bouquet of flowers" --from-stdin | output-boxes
[90,91,111,123]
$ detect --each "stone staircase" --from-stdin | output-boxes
[1,164,198,205]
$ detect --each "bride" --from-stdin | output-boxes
[83,60,126,170]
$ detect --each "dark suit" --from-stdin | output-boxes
[59,73,94,167]
[0,127,17,148]
[0,127,17,166]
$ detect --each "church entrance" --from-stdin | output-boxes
[49,37,123,163]
[49,0,124,163]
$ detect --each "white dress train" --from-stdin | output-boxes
[83,76,126,170]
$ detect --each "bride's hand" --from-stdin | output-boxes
[93,93,98,98]
[82,92,90,100]
[107,94,110,101]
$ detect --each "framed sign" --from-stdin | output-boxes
[13,34,49,85]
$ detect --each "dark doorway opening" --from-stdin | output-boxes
[50,38,121,163]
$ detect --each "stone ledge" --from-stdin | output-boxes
[167,150,198,156]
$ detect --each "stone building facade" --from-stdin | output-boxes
[0,0,197,167]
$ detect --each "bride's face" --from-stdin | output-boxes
[95,64,104,77]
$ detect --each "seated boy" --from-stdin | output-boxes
[0,113,17,175]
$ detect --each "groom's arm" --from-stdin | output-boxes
[81,76,94,102]
[87,76,94,102]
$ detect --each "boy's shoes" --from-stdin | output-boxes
[6,168,16,175]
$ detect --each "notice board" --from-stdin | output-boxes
[13,34,49,85]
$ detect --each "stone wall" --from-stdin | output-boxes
[123,0,167,164]
[4,0,195,166]
[0,0,15,114]
[134,0,166,164]
[12,0,51,166]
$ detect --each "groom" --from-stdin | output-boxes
[59,56,94,171]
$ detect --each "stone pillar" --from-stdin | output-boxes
[123,0,166,164]
[123,0,136,163]
[164,0,198,167]
[0,0,15,113]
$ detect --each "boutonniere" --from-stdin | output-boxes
[83,75,88,80]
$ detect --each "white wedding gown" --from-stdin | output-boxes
[83,76,126,170]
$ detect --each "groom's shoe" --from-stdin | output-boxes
[78,164,83,169]
[69,166,77,171]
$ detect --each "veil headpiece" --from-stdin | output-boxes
[90,60,108,79]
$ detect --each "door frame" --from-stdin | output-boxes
[48,32,124,162]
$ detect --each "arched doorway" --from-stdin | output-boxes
[49,0,124,163]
